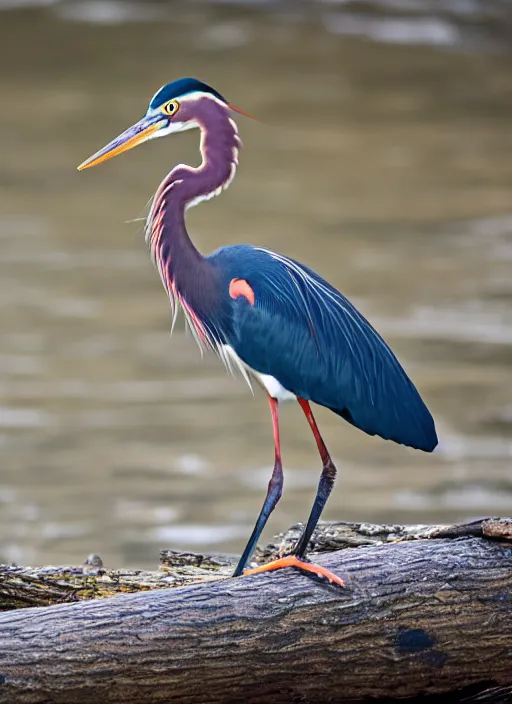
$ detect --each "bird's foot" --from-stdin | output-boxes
[242,555,345,587]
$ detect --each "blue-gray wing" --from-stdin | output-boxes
[214,245,437,452]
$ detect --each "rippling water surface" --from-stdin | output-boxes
[0,1,511,569]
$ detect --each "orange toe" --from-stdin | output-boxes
[243,555,345,587]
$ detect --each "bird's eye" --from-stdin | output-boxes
[161,100,179,117]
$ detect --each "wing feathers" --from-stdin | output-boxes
[228,247,437,452]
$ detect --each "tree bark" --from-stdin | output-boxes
[0,519,511,703]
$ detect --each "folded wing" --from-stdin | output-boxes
[216,246,437,453]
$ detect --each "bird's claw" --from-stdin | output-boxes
[242,555,345,587]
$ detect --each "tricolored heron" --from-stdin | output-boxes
[78,77,438,586]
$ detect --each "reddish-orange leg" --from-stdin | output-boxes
[242,397,344,587]
[233,395,283,577]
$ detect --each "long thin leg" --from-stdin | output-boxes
[242,398,344,587]
[232,395,283,577]
[293,398,337,557]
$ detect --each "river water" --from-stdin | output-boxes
[0,1,511,569]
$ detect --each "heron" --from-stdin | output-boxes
[78,77,438,586]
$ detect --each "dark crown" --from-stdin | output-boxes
[149,78,227,110]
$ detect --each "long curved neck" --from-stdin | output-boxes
[146,100,240,292]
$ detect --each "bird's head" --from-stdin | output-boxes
[78,77,254,171]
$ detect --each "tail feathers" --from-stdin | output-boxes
[328,399,438,453]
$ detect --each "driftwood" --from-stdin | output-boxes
[0,518,511,703]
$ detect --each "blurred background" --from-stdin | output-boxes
[0,0,511,570]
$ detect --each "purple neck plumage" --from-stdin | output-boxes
[146,97,240,292]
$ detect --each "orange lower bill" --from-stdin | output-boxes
[243,555,345,587]
[77,121,162,171]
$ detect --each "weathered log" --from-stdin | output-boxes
[0,518,511,704]
[2,518,509,611]
[0,550,236,611]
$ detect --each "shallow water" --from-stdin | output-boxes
[0,2,511,569]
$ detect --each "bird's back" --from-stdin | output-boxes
[208,245,438,453]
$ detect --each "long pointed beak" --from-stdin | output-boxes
[77,116,166,171]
